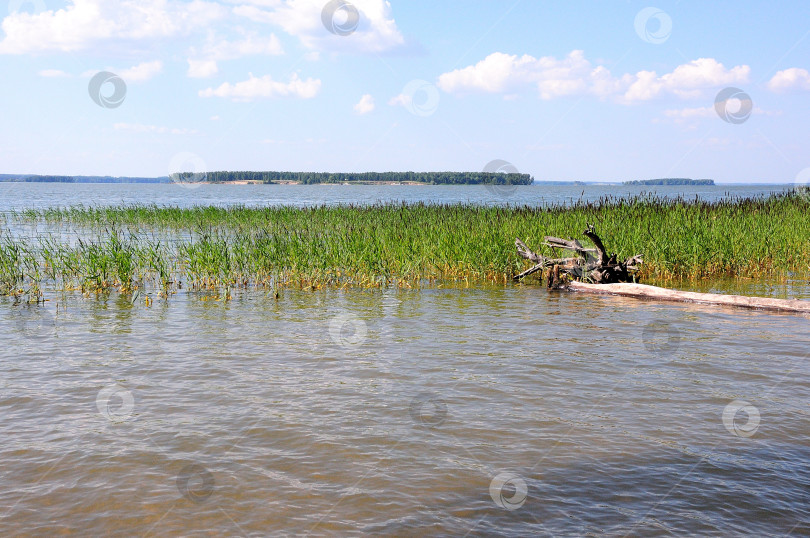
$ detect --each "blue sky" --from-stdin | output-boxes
[1,0,809,183]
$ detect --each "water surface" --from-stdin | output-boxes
[2,286,809,535]
[0,182,797,211]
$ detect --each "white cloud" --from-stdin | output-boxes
[387,93,409,107]
[39,62,161,81]
[438,52,536,94]
[353,93,374,114]
[659,105,781,126]
[188,59,219,78]
[114,122,199,135]
[663,106,715,119]
[232,4,275,23]
[235,0,404,53]
[120,60,163,82]
[438,51,625,99]
[0,0,225,54]
[209,32,283,58]
[187,31,283,78]
[189,31,284,63]
[624,58,750,101]
[38,69,71,77]
[438,51,750,103]
[198,72,321,101]
[767,68,810,92]
[1,0,399,59]
[655,106,715,127]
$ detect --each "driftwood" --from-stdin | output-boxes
[515,226,810,314]
[515,226,642,286]
[569,282,810,314]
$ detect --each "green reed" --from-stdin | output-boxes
[3,191,809,298]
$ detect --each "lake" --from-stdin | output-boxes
[0,181,798,211]
[1,183,809,535]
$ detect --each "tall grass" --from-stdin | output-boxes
[3,191,809,298]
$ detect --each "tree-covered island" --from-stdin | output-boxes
[169,171,535,185]
[623,178,715,185]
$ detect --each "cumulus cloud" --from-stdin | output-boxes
[232,4,275,23]
[767,68,810,92]
[353,93,374,114]
[1,0,400,62]
[234,0,404,53]
[438,51,608,99]
[39,62,161,81]
[387,93,410,107]
[438,52,536,94]
[437,50,639,99]
[653,106,715,126]
[624,58,750,101]
[207,32,283,59]
[0,0,225,54]
[187,32,284,78]
[438,51,750,103]
[188,59,219,78]
[198,72,321,101]
[663,106,715,119]
[119,60,163,82]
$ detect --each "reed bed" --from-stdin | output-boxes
[2,192,809,300]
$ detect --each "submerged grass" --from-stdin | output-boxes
[3,191,809,299]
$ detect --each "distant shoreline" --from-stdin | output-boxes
[0,171,534,186]
[623,178,715,186]
[197,180,426,186]
[0,175,791,186]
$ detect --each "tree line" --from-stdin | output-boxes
[169,171,534,185]
[0,175,168,183]
[623,178,714,185]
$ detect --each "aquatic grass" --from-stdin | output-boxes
[3,191,809,298]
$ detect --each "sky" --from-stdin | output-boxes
[1,0,809,183]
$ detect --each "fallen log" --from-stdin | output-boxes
[569,281,810,314]
[514,226,641,285]
[515,227,810,314]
